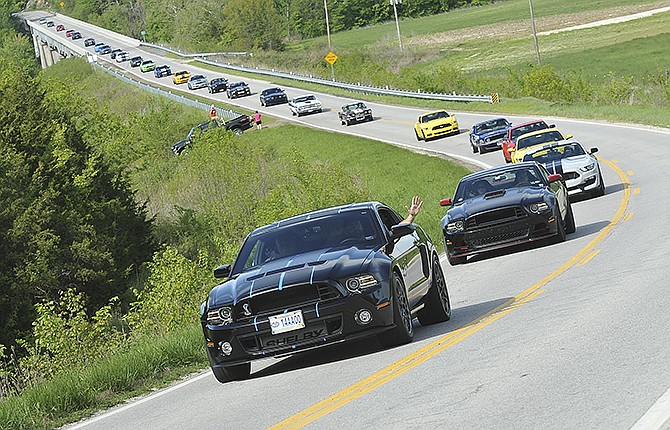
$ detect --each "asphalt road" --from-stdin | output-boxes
[24,11,670,430]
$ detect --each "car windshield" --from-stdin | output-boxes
[511,122,549,141]
[422,111,450,122]
[516,130,565,150]
[231,82,245,88]
[476,119,508,133]
[523,142,587,163]
[296,95,316,102]
[454,166,544,202]
[232,210,383,274]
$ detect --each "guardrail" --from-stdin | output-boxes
[92,62,243,121]
[140,42,496,104]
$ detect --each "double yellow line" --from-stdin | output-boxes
[270,159,631,429]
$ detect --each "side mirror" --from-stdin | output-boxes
[439,198,452,207]
[566,134,574,140]
[590,147,599,154]
[548,173,562,183]
[385,224,416,254]
[213,264,231,279]
[549,124,556,128]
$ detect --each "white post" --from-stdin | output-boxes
[391,0,403,51]
[529,0,541,64]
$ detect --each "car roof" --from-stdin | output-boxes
[510,119,547,130]
[248,202,383,237]
[459,161,541,181]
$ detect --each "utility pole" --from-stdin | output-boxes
[324,0,335,80]
[391,0,403,51]
[529,0,541,64]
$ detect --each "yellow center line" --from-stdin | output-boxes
[624,212,634,221]
[577,249,601,266]
[269,158,631,430]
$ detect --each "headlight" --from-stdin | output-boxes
[345,274,378,293]
[528,202,550,214]
[207,306,233,325]
[447,220,465,233]
[580,163,596,172]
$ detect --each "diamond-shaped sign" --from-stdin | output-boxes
[325,51,338,65]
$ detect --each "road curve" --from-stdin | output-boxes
[30,12,670,430]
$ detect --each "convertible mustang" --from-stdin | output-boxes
[522,140,605,198]
[201,202,451,383]
[414,110,459,141]
[338,102,373,126]
[469,117,512,154]
[509,128,572,163]
[440,162,575,265]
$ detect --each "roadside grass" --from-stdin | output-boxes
[298,0,668,51]
[0,325,206,430]
[239,124,472,245]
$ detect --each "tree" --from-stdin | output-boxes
[222,0,285,50]
[0,62,155,348]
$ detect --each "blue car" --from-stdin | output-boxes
[469,117,512,154]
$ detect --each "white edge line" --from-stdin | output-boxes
[65,372,211,429]
[630,386,670,430]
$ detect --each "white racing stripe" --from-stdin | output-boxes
[630,386,670,430]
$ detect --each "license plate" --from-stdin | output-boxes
[268,310,305,335]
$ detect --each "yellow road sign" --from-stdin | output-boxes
[325,51,338,65]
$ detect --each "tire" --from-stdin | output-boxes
[553,206,567,243]
[211,363,251,383]
[231,127,243,136]
[447,253,466,266]
[378,272,413,348]
[564,201,576,234]
[417,255,452,326]
[415,130,422,141]
[472,144,478,153]
[592,172,605,197]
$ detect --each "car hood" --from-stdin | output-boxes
[443,187,548,224]
[208,246,376,308]
[292,99,320,107]
[344,107,369,114]
[264,91,285,97]
[539,155,594,174]
[473,128,508,140]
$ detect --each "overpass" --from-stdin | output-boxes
[13,10,141,69]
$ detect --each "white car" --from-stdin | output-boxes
[288,94,322,117]
[522,140,605,198]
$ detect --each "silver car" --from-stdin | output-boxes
[522,140,605,199]
[187,74,208,90]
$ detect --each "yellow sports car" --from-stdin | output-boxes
[510,128,573,163]
[414,110,459,141]
[173,70,191,85]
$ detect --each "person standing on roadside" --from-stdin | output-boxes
[209,104,217,119]
[253,111,262,130]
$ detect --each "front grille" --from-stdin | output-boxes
[433,123,454,131]
[468,227,530,248]
[563,171,579,180]
[465,207,526,230]
[242,283,341,317]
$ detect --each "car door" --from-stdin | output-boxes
[538,164,568,218]
[376,206,429,307]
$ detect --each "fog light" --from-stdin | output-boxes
[220,341,233,356]
[355,309,373,325]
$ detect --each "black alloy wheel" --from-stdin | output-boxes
[418,255,452,325]
[378,272,413,347]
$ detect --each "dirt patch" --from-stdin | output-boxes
[406,1,670,48]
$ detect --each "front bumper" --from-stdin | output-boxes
[563,171,600,196]
[423,122,459,139]
[445,208,558,258]
[203,289,394,366]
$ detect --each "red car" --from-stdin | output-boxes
[65,29,75,37]
[56,24,65,31]
[501,119,554,163]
